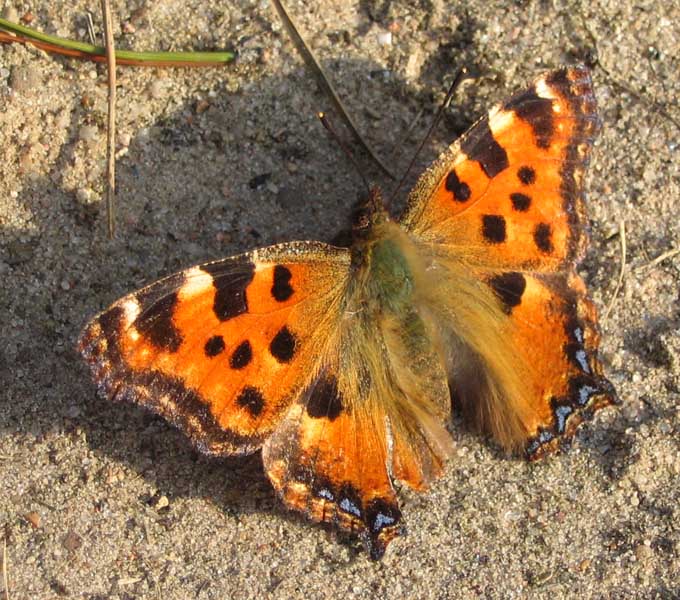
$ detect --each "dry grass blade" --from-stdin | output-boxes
[604,219,626,322]
[270,0,395,180]
[635,246,680,271]
[101,0,116,238]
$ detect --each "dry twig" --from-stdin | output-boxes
[2,536,9,600]
[100,0,117,238]
[604,219,627,322]
[636,247,680,271]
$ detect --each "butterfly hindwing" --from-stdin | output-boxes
[79,242,350,455]
[262,367,405,560]
[507,271,617,458]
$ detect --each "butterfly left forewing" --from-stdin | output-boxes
[79,241,350,456]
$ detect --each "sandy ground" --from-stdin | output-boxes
[1,0,679,598]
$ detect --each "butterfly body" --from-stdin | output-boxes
[79,65,617,559]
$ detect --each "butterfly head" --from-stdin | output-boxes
[351,186,390,242]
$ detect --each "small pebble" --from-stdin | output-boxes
[377,31,392,46]
[76,188,94,203]
[149,79,165,99]
[24,512,41,528]
[658,421,672,435]
[196,99,210,113]
[266,182,279,195]
[117,132,131,148]
[635,543,653,561]
[62,530,82,552]
[78,125,99,144]
[10,65,41,92]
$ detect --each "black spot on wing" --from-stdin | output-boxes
[488,272,526,314]
[204,335,225,357]
[460,118,509,178]
[272,265,294,302]
[269,326,297,363]
[445,170,471,202]
[534,223,554,253]
[482,215,506,243]
[134,286,183,353]
[230,340,253,369]
[200,261,255,321]
[504,89,554,149]
[236,386,265,417]
[510,192,531,212]
[518,165,536,185]
[306,374,343,420]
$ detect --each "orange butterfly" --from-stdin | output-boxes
[79,65,617,559]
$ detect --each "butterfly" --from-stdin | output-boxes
[79,64,618,560]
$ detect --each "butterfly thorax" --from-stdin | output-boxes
[349,187,423,315]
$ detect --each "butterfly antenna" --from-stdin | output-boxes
[318,112,371,196]
[388,67,472,205]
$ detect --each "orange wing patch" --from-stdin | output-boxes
[79,242,350,455]
[402,65,600,271]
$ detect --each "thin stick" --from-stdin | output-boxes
[270,0,395,180]
[603,219,626,322]
[388,67,470,204]
[318,112,370,195]
[2,537,8,600]
[101,0,116,238]
[86,12,97,45]
[635,246,680,271]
